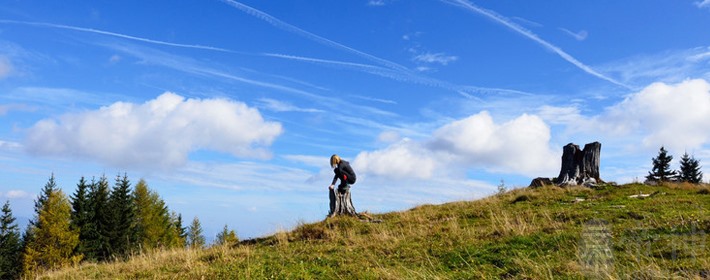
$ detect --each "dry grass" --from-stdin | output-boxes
[38,182,710,279]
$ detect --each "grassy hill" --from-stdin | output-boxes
[41,183,710,279]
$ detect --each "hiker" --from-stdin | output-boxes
[328,154,357,217]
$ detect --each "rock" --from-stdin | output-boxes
[529,177,553,188]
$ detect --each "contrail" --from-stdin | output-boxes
[442,0,631,89]
[219,0,411,72]
[264,53,534,97]
[0,19,234,53]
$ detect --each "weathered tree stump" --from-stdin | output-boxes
[555,142,602,186]
[328,187,357,217]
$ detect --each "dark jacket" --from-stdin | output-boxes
[332,160,356,186]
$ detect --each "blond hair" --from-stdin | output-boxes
[330,154,341,167]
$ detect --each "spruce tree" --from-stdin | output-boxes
[214,225,238,246]
[87,175,112,261]
[678,152,703,184]
[646,146,677,183]
[186,216,205,249]
[22,190,80,275]
[108,173,135,257]
[0,201,22,279]
[70,176,93,259]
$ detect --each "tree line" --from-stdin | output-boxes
[646,146,704,184]
[0,173,238,279]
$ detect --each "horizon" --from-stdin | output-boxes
[2,0,710,239]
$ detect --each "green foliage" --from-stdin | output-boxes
[0,201,22,279]
[70,176,93,259]
[646,146,677,183]
[133,179,179,251]
[678,152,703,184]
[22,190,81,276]
[214,225,239,246]
[87,175,113,261]
[108,173,136,257]
[187,217,206,249]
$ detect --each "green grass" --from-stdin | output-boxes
[40,183,710,279]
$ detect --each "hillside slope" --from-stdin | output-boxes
[42,183,710,279]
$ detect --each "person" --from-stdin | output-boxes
[329,154,356,191]
[328,154,357,217]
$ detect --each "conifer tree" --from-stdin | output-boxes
[22,174,59,263]
[0,201,22,279]
[70,176,93,259]
[22,190,80,275]
[87,175,112,261]
[133,179,173,250]
[646,146,677,183]
[108,173,135,258]
[214,224,238,246]
[166,212,187,248]
[678,152,703,184]
[186,216,205,249]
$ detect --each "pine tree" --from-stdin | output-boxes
[646,146,677,183]
[22,190,80,275]
[214,224,238,246]
[108,173,135,258]
[186,216,205,249]
[70,176,93,259]
[87,175,112,261]
[0,201,22,279]
[678,152,703,184]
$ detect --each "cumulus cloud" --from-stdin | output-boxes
[354,111,558,180]
[355,139,438,179]
[429,111,558,176]
[412,52,459,66]
[594,79,710,152]
[0,56,13,79]
[696,0,710,9]
[25,92,283,169]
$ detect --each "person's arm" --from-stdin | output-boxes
[329,171,338,189]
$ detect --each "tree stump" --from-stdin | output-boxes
[328,186,357,217]
[555,142,602,186]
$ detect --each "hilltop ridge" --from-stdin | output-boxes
[42,183,710,279]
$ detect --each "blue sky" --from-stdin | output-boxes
[2,0,710,239]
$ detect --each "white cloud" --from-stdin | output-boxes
[377,131,401,143]
[367,0,386,6]
[353,111,558,180]
[558,28,588,41]
[354,139,438,179]
[429,111,558,176]
[0,190,32,199]
[696,0,710,9]
[25,92,283,169]
[412,52,459,66]
[0,140,22,151]
[593,79,710,152]
[0,56,13,79]
[256,98,324,113]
